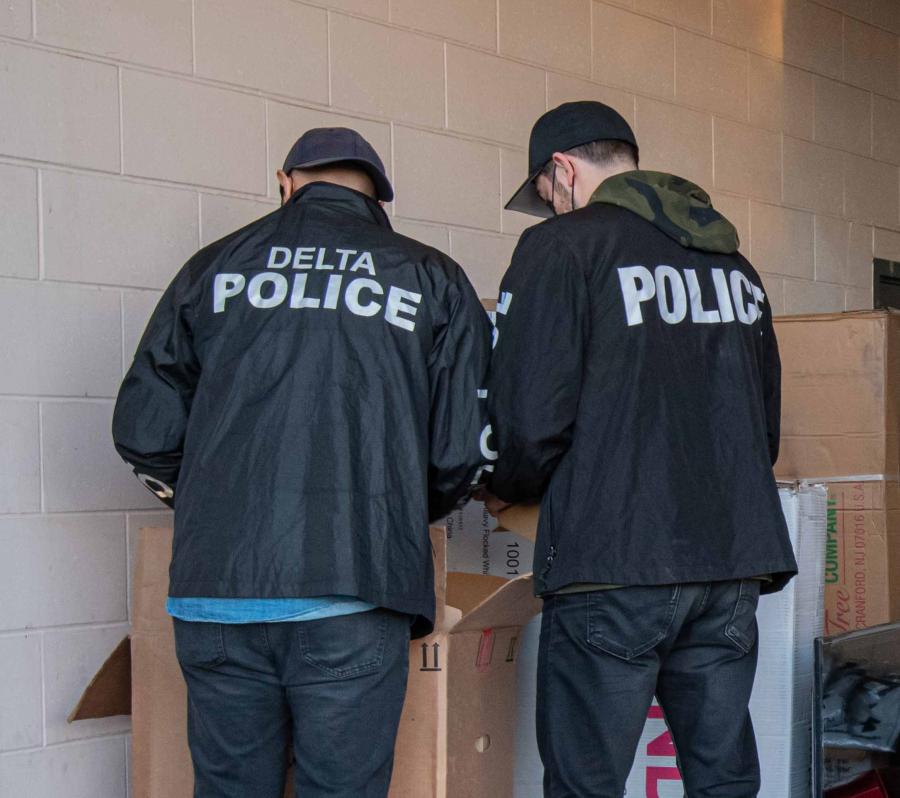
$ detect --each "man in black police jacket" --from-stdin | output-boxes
[486,102,798,797]
[113,127,491,797]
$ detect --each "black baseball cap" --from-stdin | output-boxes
[282,127,394,202]
[505,101,638,217]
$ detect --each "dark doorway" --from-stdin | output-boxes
[873,259,900,310]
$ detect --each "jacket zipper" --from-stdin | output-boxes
[539,490,558,581]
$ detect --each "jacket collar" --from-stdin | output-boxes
[289,182,393,230]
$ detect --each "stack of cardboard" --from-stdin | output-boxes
[70,526,543,797]
[774,310,900,631]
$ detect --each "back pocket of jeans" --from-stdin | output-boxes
[172,619,227,668]
[298,611,388,679]
[586,586,679,661]
[724,579,761,654]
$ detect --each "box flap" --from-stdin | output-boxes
[133,527,175,632]
[67,636,131,721]
[429,525,448,630]
[496,503,538,542]
[446,572,508,616]
[450,574,542,634]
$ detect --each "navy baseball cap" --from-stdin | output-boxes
[282,127,394,202]
[506,101,638,218]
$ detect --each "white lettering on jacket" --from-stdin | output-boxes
[618,265,765,327]
[213,245,422,330]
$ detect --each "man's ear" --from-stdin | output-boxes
[551,152,576,188]
[276,169,293,205]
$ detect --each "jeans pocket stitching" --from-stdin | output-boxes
[174,620,227,668]
[724,579,759,654]
[586,587,679,661]
[299,613,388,679]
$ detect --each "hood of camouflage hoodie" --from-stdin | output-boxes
[590,170,740,254]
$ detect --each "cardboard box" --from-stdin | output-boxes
[823,480,900,632]
[774,310,900,482]
[70,526,542,798]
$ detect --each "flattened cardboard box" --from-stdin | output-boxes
[774,310,900,481]
[70,527,541,798]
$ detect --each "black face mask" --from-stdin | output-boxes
[540,163,577,216]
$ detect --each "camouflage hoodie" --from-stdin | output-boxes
[590,170,739,255]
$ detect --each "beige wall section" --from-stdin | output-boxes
[0,0,898,795]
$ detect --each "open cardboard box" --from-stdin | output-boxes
[70,525,542,797]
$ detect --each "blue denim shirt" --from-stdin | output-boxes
[166,596,376,623]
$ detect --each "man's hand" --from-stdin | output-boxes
[475,489,512,518]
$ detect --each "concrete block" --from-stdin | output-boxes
[330,15,444,127]
[499,0,591,75]
[714,118,781,203]
[447,45,545,148]
[784,278,846,314]
[844,153,900,228]
[873,94,900,165]
[391,0,495,49]
[0,401,40,514]
[42,170,197,289]
[0,42,119,171]
[0,280,121,397]
[0,513,127,630]
[0,0,30,38]
[844,16,899,97]
[813,76,871,157]
[782,137,843,216]
[35,0,192,72]
[750,201,815,280]
[0,163,38,279]
[748,54,814,139]
[0,737,127,798]
[122,70,267,194]
[394,126,500,230]
[195,0,328,102]
[592,3,675,99]
[676,29,748,120]
[0,634,42,751]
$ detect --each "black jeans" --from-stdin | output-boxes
[537,581,761,798]
[173,609,411,798]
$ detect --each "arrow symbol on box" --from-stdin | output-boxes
[420,642,441,671]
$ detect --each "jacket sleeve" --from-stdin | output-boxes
[427,266,493,522]
[112,271,201,507]
[760,300,781,466]
[487,225,589,503]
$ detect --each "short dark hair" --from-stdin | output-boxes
[540,139,639,177]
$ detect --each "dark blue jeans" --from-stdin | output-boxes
[173,609,411,798]
[537,581,761,797]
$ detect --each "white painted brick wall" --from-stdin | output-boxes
[1,1,897,794]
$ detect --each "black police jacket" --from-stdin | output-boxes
[113,182,492,636]
[487,171,798,596]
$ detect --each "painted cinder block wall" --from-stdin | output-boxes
[1,0,899,795]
